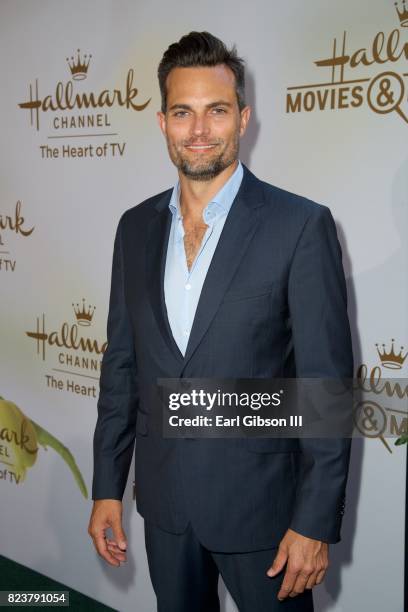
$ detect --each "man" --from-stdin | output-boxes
[88,31,353,612]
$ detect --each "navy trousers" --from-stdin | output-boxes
[144,520,314,612]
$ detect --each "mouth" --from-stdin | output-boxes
[184,144,218,152]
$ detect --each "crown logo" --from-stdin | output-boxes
[66,49,92,80]
[72,298,96,326]
[395,1,408,27]
[376,338,407,369]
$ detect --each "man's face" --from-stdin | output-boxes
[157,65,250,181]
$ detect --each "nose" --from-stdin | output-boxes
[191,114,210,138]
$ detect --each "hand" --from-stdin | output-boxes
[88,499,127,567]
[266,528,329,601]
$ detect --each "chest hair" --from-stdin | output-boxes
[183,219,209,270]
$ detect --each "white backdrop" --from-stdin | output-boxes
[0,1,407,611]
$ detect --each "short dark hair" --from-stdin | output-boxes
[158,31,246,113]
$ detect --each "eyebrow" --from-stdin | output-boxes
[168,100,233,111]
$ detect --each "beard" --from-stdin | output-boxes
[167,134,239,182]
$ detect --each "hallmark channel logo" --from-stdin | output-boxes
[18,48,151,159]
[286,2,408,124]
[25,298,107,398]
[354,338,408,453]
[0,200,35,273]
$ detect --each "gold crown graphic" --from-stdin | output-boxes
[376,338,407,369]
[395,1,408,27]
[66,49,92,80]
[72,298,95,326]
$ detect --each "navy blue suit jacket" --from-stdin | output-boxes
[92,164,353,551]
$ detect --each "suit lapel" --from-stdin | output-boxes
[146,191,184,364]
[181,165,265,372]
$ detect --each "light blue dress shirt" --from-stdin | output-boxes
[164,160,244,356]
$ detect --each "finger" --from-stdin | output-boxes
[314,548,328,585]
[106,538,125,549]
[111,517,127,551]
[93,533,121,567]
[107,533,127,562]
[277,568,298,601]
[106,540,127,553]
[315,567,327,584]
[267,548,288,577]
[305,571,319,590]
[106,540,127,555]
[289,571,313,597]
[106,545,127,562]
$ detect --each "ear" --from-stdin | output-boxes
[239,105,251,137]
[157,111,167,137]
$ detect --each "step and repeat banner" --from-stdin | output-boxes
[1,1,407,611]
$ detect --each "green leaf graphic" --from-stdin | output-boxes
[31,419,88,498]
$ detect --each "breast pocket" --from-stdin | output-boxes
[218,281,287,327]
[221,282,276,303]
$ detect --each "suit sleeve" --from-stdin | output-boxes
[92,214,139,501]
[287,205,353,543]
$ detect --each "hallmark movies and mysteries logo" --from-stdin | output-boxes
[25,298,107,398]
[354,338,408,453]
[0,200,34,272]
[18,49,151,159]
[286,2,408,123]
